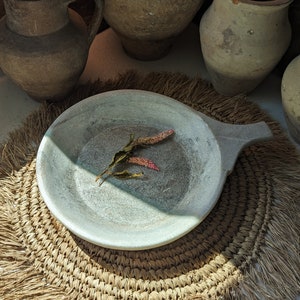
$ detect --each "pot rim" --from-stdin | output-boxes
[238,0,293,6]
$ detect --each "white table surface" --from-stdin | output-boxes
[0,25,296,147]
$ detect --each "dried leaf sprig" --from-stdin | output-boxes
[127,157,160,171]
[130,129,175,147]
[95,129,175,184]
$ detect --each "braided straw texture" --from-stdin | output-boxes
[0,71,299,300]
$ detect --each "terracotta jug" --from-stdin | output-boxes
[0,0,103,102]
[103,0,205,61]
[281,54,300,144]
[200,0,293,96]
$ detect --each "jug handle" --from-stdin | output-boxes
[87,0,104,46]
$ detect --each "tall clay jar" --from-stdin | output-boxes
[281,55,300,144]
[103,0,205,61]
[200,0,293,96]
[0,0,103,102]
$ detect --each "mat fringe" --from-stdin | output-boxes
[0,71,299,299]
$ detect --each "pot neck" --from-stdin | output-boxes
[4,0,74,36]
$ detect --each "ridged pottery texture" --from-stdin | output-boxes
[281,54,300,144]
[104,0,205,60]
[0,0,103,102]
[200,0,293,96]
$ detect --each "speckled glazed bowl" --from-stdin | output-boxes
[36,90,273,250]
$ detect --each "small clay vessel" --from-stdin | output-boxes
[103,0,205,61]
[0,0,103,102]
[281,54,300,144]
[200,0,293,96]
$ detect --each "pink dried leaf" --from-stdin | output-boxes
[132,129,175,147]
[127,156,159,171]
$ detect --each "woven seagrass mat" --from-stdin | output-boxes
[0,71,299,300]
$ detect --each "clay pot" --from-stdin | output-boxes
[281,54,300,144]
[0,0,103,102]
[103,0,205,61]
[200,0,293,96]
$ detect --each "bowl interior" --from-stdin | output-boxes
[36,90,223,250]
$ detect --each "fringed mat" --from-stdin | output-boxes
[0,71,299,300]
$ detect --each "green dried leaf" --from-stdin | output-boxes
[112,170,143,179]
[108,150,131,168]
[96,134,135,182]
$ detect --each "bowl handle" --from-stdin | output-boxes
[198,112,273,173]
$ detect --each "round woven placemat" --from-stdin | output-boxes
[0,71,299,300]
